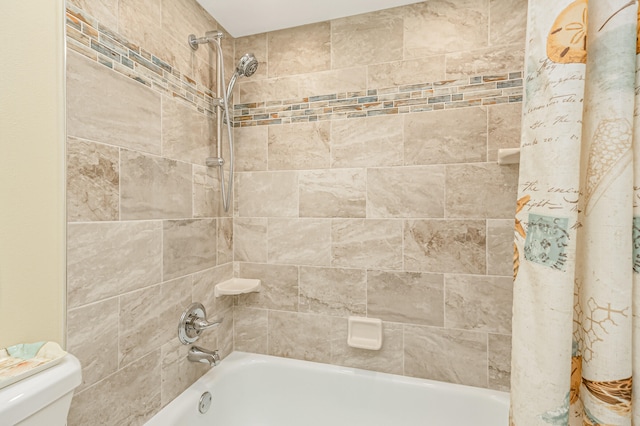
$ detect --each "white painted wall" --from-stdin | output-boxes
[0,0,66,348]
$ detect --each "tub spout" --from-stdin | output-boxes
[188,346,221,366]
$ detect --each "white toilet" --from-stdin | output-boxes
[0,354,81,425]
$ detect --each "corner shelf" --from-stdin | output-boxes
[214,278,261,297]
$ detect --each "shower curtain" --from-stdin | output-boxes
[511,0,640,424]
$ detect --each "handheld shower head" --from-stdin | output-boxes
[226,53,259,100]
[236,53,258,77]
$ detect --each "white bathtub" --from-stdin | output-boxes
[146,351,509,426]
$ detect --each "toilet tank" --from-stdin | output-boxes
[0,354,81,425]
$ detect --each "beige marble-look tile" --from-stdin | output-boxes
[404,108,487,165]
[404,219,486,274]
[233,173,240,216]
[192,52,214,92]
[268,122,330,170]
[163,219,217,280]
[367,166,445,218]
[268,22,331,77]
[489,333,512,391]
[299,266,366,316]
[445,163,519,219]
[299,169,366,218]
[331,318,403,375]
[489,0,528,48]
[119,276,192,366]
[445,274,513,334]
[237,262,299,311]
[367,56,446,88]
[332,8,403,68]
[161,96,213,165]
[233,307,269,354]
[67,0,118,30]
[67,51,162,154]
[331,115,403,168]
[234,126,268,172]
[488,102,522,161]
[193,165,221,218]
[192,263,234,316]
[217,217,233,264]
[403,0,489,58]
[404,325,488,388]
[234,218,268,263]
[118,0,163,55]
[120,150,192,220]
[332,219,403,270]
[68,350,161,426]
[268,311,332,363]
[296,67,367,97]
[488,219,515,276]
[67,299,118,392]
[160,0,216,63]
[268,218,331,266]
[160,338,208,407]
[67,137,119,222]
[156,31,196,83]
[445,44,525,79]
[238,76,300,104]
[367,270,444,326]
[237,171,298,217]
[216,306,235,359]
[67,221,162,308]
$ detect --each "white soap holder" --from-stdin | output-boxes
[214,278,261,297]
[347,317,382,350]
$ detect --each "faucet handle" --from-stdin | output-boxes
[178,303,224,344]
[192,316,224,332]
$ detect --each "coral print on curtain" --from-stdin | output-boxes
[510,0,640,425]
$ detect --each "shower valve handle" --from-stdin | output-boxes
[178,302,224,344]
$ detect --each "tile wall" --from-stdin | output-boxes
[64,0,526,424]
[231,0,526,392]
[64,1,235,424]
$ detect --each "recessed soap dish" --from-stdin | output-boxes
[347,316,382,350]
[214,278,261,297]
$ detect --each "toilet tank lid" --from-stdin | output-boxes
[0,353,81,424]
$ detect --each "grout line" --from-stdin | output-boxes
[486,332,491,388]
[401,323,405,376]
[486,220,490,276]
[118,147,122,222]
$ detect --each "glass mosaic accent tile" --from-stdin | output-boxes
[65,5,523,128]
[65,5,216,115]
[232,72,523,127]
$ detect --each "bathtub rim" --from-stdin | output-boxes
[147,350,510,425]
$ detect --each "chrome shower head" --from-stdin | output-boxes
[225,53,259,101]
[236,53,258,77]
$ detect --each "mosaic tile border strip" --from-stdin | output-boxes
[65,5,523,128]
[65,5,216,115]
[233,73,523,127]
